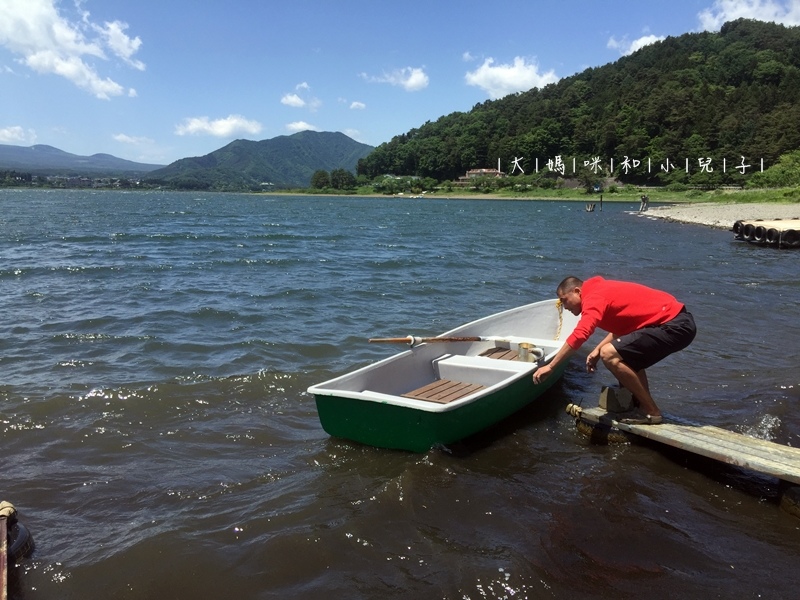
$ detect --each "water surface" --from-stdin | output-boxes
[1,190,798,599]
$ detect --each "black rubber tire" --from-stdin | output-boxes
[7,521,35,562]
[766,228,781,245]
[783,229,799,246]
[780,485,800,519]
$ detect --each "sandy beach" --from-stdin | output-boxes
[646,201,800,229]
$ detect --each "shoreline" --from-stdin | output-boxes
[288,192,800,230]
[644,202,800,230]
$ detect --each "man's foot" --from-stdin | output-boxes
[618,410,662,425]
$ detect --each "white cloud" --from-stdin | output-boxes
[361,67,429,92]
[175,115,263,137]
[350,101,366,110]
[113,133,153,145]
[0,125,37,144]
[465,57,558,99]
[698,0,800,30]
[0,0,143,99]
[607,34,666,56]
[281,83,321,111]
[285,121,319,133]
[462,51,476,62]
[94,20,144,70]
[281,93,306,107]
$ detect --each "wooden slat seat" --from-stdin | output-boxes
[479,347,520,361]
[402,379,485,403]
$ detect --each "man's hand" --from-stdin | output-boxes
[533,364,552,384]
[586,350,600,373]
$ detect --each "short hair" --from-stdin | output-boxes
[557,276,583,294]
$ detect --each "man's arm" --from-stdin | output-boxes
[532,342,576,384]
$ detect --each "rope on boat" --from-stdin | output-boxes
[553,299,563,340]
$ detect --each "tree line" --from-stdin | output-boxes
[310,168,357,190]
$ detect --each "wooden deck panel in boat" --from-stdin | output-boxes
[578,406,800,485]
[479,347,520,361]
[402,379,486,403]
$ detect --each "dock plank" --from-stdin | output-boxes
[578,406,800,485]
[1,516,6,600]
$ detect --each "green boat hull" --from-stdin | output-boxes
[314,358,570,452]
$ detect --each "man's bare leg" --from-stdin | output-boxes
[599,343,661,417]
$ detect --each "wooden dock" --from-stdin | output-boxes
[571,405,800,486]
[733,218,800,247]
[1,514,6,600]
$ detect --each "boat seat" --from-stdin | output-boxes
[481,340,561,360]
[479,347,521,361]
[401,379,485,404]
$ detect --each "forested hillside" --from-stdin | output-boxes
[358,19,800,186]
[146,131,373,190]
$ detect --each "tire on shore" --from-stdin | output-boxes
[766,228,781,245]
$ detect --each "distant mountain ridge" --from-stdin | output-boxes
[0,144,164,175]
[146,131,374,190]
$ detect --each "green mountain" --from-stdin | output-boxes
[147,130,374,190]
[357,19,800,186]
[0,144,164,175]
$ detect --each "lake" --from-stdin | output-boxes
[1,189,798,599]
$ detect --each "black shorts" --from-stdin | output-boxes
[610,308,696,372]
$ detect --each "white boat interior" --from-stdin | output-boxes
[308,300,578,413]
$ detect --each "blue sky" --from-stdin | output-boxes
[2,0,800,165]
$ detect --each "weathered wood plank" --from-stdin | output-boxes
[1,516,7,600]
[578,406,800,485]
[739,219,799,231]
[479,347,520,361]
[402,379,485,403]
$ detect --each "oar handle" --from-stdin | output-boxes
[369,336,415,343]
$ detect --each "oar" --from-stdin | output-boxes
[369,335,547,359]
[369,335,545,347]
[369,336,487,344]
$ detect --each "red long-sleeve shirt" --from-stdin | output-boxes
[566,277,685,350]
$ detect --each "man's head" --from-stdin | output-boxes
[556,276,583,315]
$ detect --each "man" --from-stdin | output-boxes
[533,276,696,424]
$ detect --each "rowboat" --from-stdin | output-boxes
[308,299,579,452]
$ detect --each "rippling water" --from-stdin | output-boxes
[2,189,798,599]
